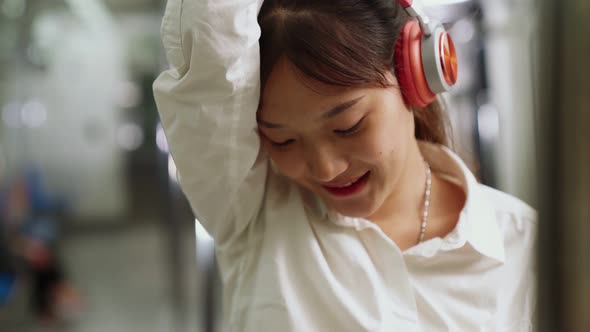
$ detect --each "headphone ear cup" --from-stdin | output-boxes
[394,22,420,107]
[394,21,436,108]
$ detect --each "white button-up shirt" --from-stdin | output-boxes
[153,1,537,331]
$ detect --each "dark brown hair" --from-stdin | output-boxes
[258,0,452,147]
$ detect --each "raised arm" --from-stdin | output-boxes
[153,0,267,249]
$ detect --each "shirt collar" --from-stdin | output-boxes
[418,141,506,263]
[303,141,506,263]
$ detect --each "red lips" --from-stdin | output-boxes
[322,171,371,197]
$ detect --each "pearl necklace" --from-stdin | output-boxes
[419,161,432,243]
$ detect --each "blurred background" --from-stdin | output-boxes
[0,0,587,331]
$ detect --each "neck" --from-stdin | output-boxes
[368,139,427,228]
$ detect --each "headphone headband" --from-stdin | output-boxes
[397,0,413,7]
[396,0,436,36]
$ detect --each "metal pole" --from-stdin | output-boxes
[536,0,590,331]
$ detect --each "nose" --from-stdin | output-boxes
[303,142,348,183]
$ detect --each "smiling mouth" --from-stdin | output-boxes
[322,171,371,197]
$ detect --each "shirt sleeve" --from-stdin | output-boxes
[153,0,267,249]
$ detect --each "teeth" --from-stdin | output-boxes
[326,173,368,189]
[337,179,356,188]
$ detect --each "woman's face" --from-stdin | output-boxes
[258,58,417,219]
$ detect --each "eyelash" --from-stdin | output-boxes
[267,117,365,148]
[271,139,295,148]
[334,117,365,136]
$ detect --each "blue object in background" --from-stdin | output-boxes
[24,165,65,218]
[0,273,16,306]
[20,165,67,245]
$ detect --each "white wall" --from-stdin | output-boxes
[480,0,538,206]
[1,9,129,221]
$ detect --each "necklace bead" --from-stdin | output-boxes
[419,161,431,243]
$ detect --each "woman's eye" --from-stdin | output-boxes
[270,139,295,148]
[334,117,365,136]
[258,129,295,149]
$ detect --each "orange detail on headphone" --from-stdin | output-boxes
[439,32,458,86]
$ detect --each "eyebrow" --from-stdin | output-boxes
[321,96,365,119]
[257,96,365,129]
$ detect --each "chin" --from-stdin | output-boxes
[325,199,380,219]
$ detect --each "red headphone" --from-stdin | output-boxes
[394,0,458,108]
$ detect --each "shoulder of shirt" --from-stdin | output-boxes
[477,184,538,227]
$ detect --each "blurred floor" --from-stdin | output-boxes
[62,222,175,332]
[63,222,208,332]
[68,221,203,332]
[6,219,206,332]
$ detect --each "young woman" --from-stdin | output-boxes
[154,0,537,330]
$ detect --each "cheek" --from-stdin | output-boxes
[371,109,413,159]
[350,136,389,164]
[268,149,305,180]
[350,122,403,164]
